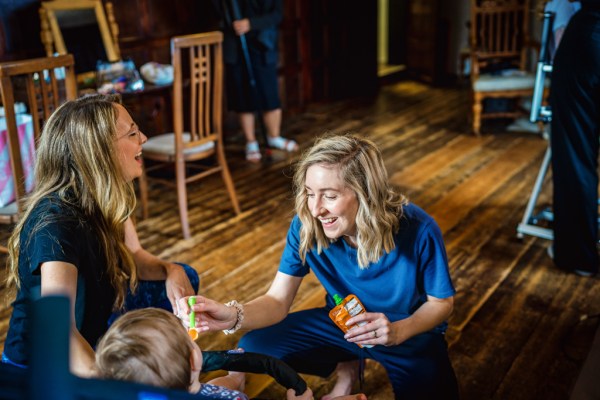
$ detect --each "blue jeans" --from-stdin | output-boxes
[107,262,199,327]
[238,307,459,400]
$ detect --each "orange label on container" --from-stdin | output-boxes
[329,294,372,348]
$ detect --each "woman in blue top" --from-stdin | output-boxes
[180,134,458,399]
[3,95,198,377]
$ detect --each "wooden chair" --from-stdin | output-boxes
[0,54,77,251]
[139,31,241,239]
[469,0,541,135]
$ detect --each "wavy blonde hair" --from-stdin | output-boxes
[95,308,193,390]
[6,94,137,309]
[293,134,407,268]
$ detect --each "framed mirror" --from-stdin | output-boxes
[39,0,120,75]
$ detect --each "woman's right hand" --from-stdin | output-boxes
[177,295,237,332]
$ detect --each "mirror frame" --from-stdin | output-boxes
[40,0,120,62]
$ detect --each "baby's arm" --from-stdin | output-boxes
[207,371,245,392]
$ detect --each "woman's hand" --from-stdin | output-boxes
[343,311,394,347]
[286,387,313,400]
[344,295,454,347]
[177,295,238,332]
[233,18,251,35]
[164,263,195,311]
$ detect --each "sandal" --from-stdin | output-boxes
[246,141,262,163]
[267,136,299,152]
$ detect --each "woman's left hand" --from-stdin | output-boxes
[165,263,195,312]
[343,311,394,347]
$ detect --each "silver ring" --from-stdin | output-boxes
[373,330,378,338]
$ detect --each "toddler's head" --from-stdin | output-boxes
[95,307,202,391]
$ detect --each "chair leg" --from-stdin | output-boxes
[175,160,191,239]
[217,147,241,215]
[473,93,483,136]
[137,161,149,220]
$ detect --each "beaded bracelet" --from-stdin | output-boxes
[222,300,244,335]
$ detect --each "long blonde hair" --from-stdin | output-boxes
[95,308,193,390]
[6,94,137,309]
[293,134,407,268]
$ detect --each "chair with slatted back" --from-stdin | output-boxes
[0,54,78,251]
[470,0,543,135]
[139,31,241,239]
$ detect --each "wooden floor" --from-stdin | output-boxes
[1,80,600,399]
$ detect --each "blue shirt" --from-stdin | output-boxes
[279,203,455,334]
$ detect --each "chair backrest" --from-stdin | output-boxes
[470,0,531,74]
[0,54,77,220]
[171,31,224,153]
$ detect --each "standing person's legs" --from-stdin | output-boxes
[225,63,262,162]
[252,57,298,153]
[550,11,600,275]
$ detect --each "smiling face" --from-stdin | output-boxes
[114,104,147,182]
[305,163,359,246]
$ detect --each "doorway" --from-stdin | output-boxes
[378,0,407,78]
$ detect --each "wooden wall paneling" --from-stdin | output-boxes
[108,0,218,136]
[111,0,216,66]
[280,0,304,112]
[327,0,378,100]
[387,0,409,66]
[0,0,45,61]
[406,0,449,85]
[306,0,331,102]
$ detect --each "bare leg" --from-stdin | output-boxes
[262,108,282,138]
[321,360,359,400]
[239,112,262,162]
[238,112,256,143]
[330,395,367,400]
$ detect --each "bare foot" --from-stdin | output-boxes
[321,360,360,400]
[330,395,367,400]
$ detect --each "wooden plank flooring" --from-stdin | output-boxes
[1,80,599,399]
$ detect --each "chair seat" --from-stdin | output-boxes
[143,133,215,157]
[0,201,18,216]
[473,71,549,92]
